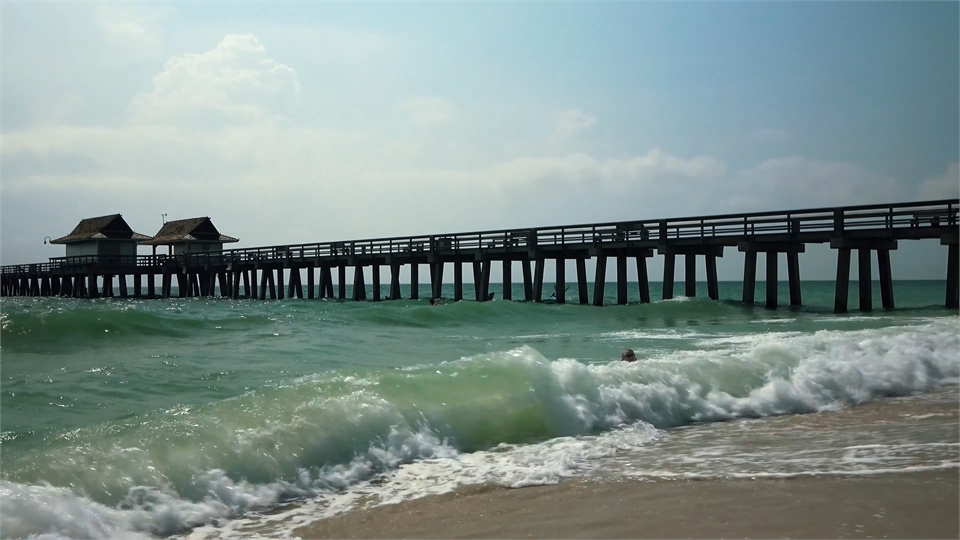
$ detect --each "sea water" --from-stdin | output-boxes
[1,280,957,539]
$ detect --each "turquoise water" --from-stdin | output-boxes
[1,280,957,539]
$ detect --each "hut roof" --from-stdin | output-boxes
[140,217,239,245]
[50,214,152,244]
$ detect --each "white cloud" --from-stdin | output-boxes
[1,31,953,267]
[126,34,301,127]
[550,109,598,141]
[918,162,960,200]
[401,97,454,125]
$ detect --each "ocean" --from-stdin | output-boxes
[1,280,958,539]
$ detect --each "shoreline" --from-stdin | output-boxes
[295,469,960,539]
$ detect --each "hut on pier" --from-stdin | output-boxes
[49,214,152,258]
[140,217,239,255]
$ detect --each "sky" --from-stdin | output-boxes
[2,1,958,284]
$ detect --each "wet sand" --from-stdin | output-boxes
[296,470,959,539]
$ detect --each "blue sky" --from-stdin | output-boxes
[2,1,958,281]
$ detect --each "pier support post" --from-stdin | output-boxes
[858,248,872,312]
[705,255,719,300]
[522,260,533,301]
[577,258,589,304]
[372,263,381,301]
[250,270,258,300]
[555,257,566,304]
[87,274,99,298]
[765,253,778,309]
[787,251,801,306]
[877,249,894,310]
[946,241,959,309]
[835,248,851,314]
[277,268,285,300]
[410,263,419,300]
[662,253,676,300]
[430,262,444,299]
[323,267,334,298]
[294,269,304,299]
[352,265,366,301]
[268,270,277,300]
[742,252,757,305]
[592,254,606,306]
[831,238,896,313]
[684,254,697,297]
[480,259,491,301]
[119,275,128,298]
[502,260,512,301]
[637,254,651,303]
[133,274,141,298]
[473,262,482,300]
[533,258,545,302]
[338,264,346,299]
[259,270,268,300]
[616,255,628,304]
[389,263,401,300]
[307,265,315,299]
[739,243,803,309]
[454,262,463,301]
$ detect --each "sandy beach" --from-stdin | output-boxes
[295,469,959,539]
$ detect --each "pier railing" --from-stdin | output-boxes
[3,199,956,274]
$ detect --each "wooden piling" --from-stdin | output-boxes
[835,248,851,313]
[592,254,606,306]
[577,258,589,305]
[533,258,545,302]
[307,265,315,299]
[389,263,401,300]
[877,249,893,310]
[765,253,778,308]
[662,253,676,300]
[787,251,801,306]
[742,251,757,305]
[617,255,627,304]
[858,248,872,312]
[454,262,463,301]
[502,260,512,301]
[684,254,696,297]
[372,263,381,301]
[522,260,533,301]
[705,254,719,300]
[352,265,366,301]
[410,263,419,300]
[946,243,958,309]
[553,257,564,304]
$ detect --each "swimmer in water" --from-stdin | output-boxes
[621,349,636,362]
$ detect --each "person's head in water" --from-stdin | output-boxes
[621,349,636,362]
[429,298,436,306]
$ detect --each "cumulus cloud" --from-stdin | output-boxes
[549,109,598,141]
[1,32,954,267]
[918,162,960,200]
[401,97,454,125]
[126,34,301,126]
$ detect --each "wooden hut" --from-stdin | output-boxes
[49,214,152,258]
[140,217,239,255]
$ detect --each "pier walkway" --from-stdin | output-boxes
[2,199,958,313]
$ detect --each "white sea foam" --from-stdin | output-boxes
[3,317,958,540]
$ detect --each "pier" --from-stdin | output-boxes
[2,199,958,313]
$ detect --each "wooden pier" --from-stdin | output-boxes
[2,199,958,313]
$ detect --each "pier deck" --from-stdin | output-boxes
[3,199,957,312]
